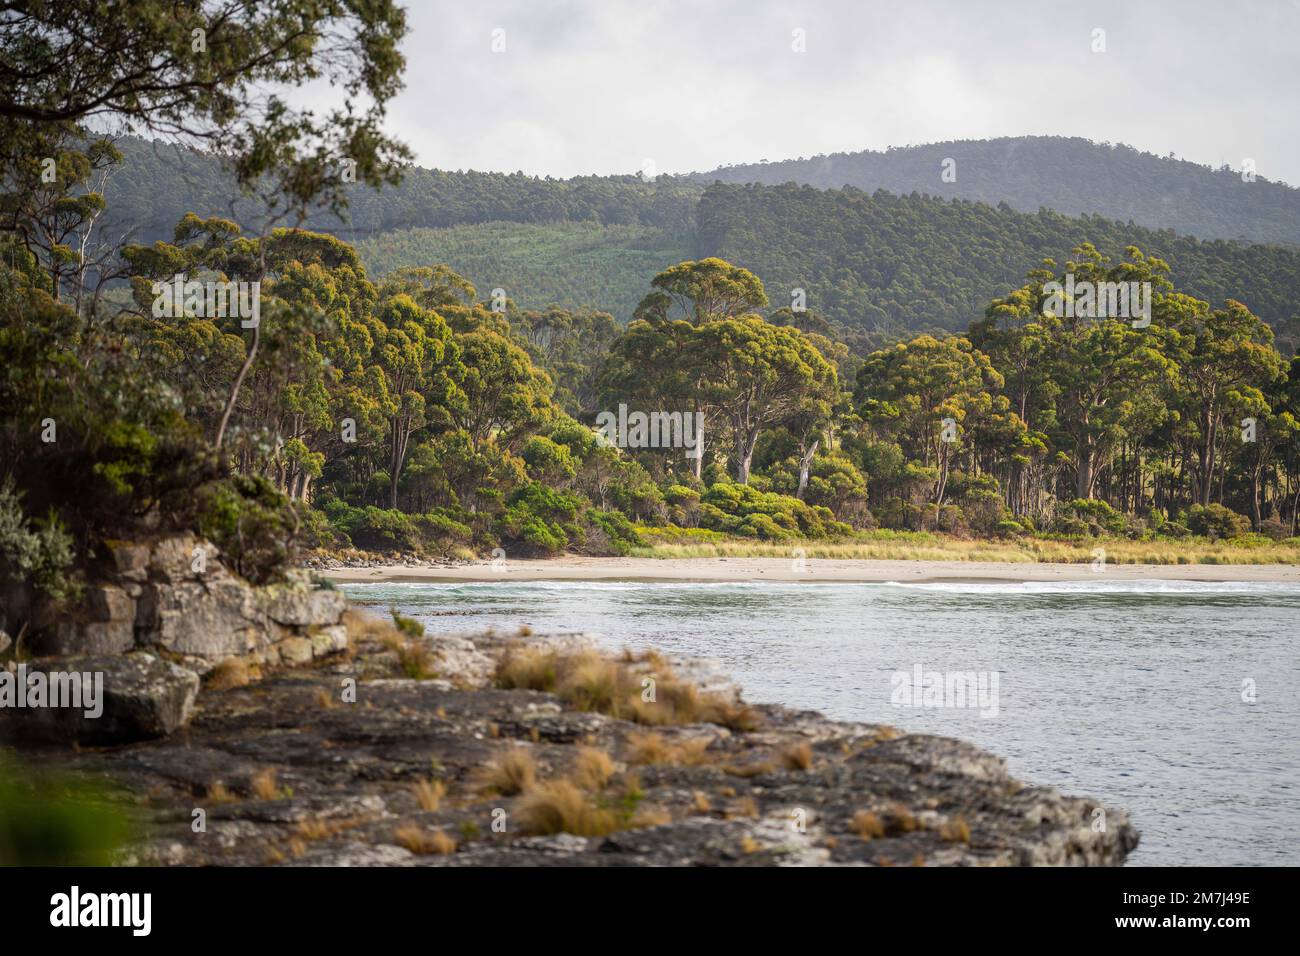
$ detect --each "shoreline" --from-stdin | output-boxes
[321,555,1300,585]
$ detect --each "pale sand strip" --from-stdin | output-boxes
[322,555,1300,585]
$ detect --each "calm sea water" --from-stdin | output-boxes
[342,578,1300,866]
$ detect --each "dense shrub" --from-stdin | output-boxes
[698,482,851,540]
[521,435,578,486]
[1185,504,1251,540]
[195,475,301,583]
[768,452,870,526]
[341,505,422,553]
[0,481,79,602]
[583,508,642,555]
[321,501,477,555]
[936,503,967,535]
[959,488,1009,537]
[497,482,584,555]
[1258,514,1290,541]
[1058,498,1126,535]
[298,503,352,551]
[1050,516,1092,537]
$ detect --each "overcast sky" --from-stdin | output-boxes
[357,0,1300,185]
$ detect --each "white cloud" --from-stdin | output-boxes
[356,0,1300,184]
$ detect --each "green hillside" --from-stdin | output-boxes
[356,221,691,321]
[105,137,701,245]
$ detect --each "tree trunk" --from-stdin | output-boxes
[1075,450,1094,500]
[690,407,704,481]
[796,438,820,500]
[1197,409,1217,506]
[1248,443,1264,529]
[735,422,762,485]
[215,321,259,451]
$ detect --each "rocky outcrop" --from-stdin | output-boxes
[0,535,351,746]
[27,623,1139,867]
[6,653,199,743]
[28,536,348,671]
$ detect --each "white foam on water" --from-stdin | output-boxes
[880,579,1300,595]
[339,577,1300,598]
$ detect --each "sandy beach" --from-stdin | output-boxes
[322,555,1300,585]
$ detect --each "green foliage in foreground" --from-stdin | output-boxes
[0,755,133,865]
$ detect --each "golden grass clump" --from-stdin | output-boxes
[204,782,237,805]
[940,816,971,844]
[382,634,436,680]
[293,817,359,842]
[781,741,813,771]
[205,657,253,691]
[726,796,759,819]
[884,803,918,834]
[671,736,714,766]
[250,769,282,801]
[858,725,902,750]
[411,778,447,811]
[570,746,615,791]
[313,687,338,709]
[478,747,537,796]
[627,731,714,767]
[495,645,560,691]
[394,825,457,855]
[692,791,712,814]
[698,695,763,732]
[851,810,885,841]
[629,673,703,725]
[348,609,434,679]
[515,781,618,837]
[496,642,761,732]
[627,730,672,765]
[561,652,623,714]
[343,608,398,645]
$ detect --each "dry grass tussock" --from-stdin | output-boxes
[514,774,670,837]
[205,657,256,691]
[626,730,714,766]
[411,778,447,811]
[495,644,760,731]
[477,747,537,796]
[393,825,457,855]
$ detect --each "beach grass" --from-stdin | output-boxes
[629,530,1300,566]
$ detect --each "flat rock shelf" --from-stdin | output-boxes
[19,626,1139,867]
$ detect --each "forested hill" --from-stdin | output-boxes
[694,183,1300,336]
[104,137,701,244]
[104,137,1300,337]
[692,137,1300,246]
